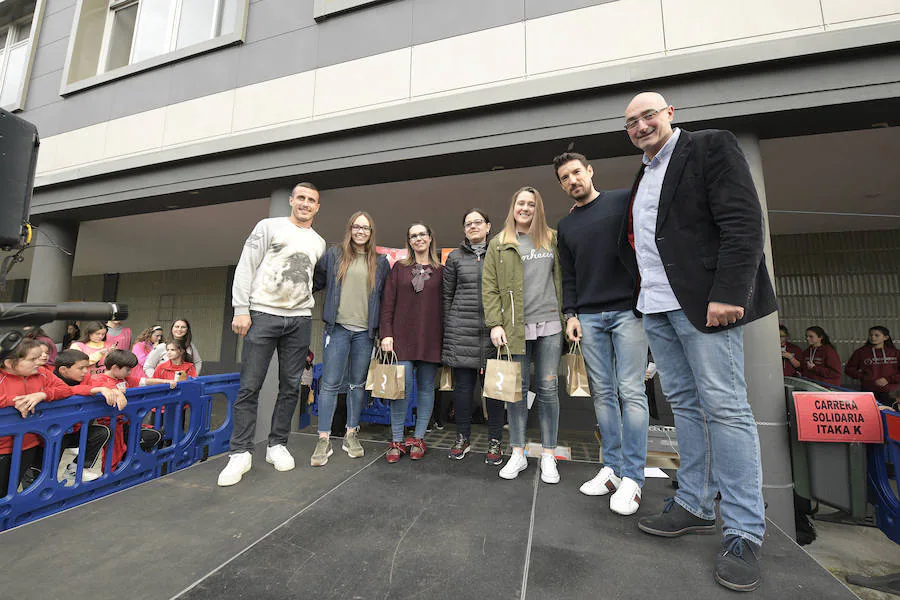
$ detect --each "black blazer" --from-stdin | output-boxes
[620,129,777,333]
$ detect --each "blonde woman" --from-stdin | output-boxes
[482,187,564,483]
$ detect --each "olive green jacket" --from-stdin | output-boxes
[482,230,564,355]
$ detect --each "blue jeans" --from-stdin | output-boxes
[643,310,765,545]
[508,331,562,449]
[390,361,439,442]
[579,311,649,486]
[317,325,372,434]
[230,311,311,453]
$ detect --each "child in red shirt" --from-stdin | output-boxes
[88,349,172,468]
[153,339,197,381]
[801,326,843,387]
[780,324,804,377]
[845,326,900,406]
[0,341,119,494]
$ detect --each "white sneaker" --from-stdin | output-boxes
[217,452,252,486]
[63,463,100,485]
[499,452,528,480]
[540,454,560,484]
[579,466,621,496]
[265,444,295,472]
[609,477,642,515]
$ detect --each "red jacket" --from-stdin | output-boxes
[0,370,76,453]
[800,345,842,387]
[845,345,900,393]
[782,342,803,377]
[88,373,142,391]
[153,361,196,380]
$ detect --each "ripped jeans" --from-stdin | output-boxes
[317,325,374,433]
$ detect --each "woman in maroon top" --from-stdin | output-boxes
[380,222,443,463]
[845,326,900,405]
[780,325,803,377]
[801,326,842,387]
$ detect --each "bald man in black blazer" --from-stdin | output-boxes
[620,92,776,593]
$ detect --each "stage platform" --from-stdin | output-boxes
[0,433,858,599]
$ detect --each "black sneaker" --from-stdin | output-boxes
[448,434,470,460]
[714,535,761,592]
[638,497,717,537]
[485,438,503,465]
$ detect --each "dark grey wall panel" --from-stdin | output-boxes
[168,46,241,104]
[315,0,412,67]
[525,0,617,20]
[21,101,62,138]
[107,65,173,120]
[31,37,69,79]
[54,85,113,130]
[24,69,63,110]
[411,0,523,45]
[44,0,76,16]
[37,5,75,46]
[245,0,315,43]
[236,27,319,88]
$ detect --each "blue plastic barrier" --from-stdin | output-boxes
[309,363,417,427]
[869,409,900,544]
[0,374,238,532]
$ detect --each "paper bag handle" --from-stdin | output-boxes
[495,344,513,362]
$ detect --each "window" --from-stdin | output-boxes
[99,0,237,73]
[0,14,36,109]
[63,0,247,92]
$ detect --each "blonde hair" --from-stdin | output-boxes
[337,211,378,291]
[498,186,553,250]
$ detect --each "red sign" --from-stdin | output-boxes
[792,392,884,443]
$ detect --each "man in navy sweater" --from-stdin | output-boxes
[554,151,649,516]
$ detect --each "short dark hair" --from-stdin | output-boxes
[104,349,139,369]
[462,208,490,226]
[552,152,590,181]
[292,182,319,196]
[56,349,89,369]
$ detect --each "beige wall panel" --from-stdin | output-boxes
[162,90,236,147]
[662,0,823,50]
[526,0,665,76]
[821,0,900,24]
[232,71,316,133]
[103,108,167,159]
[313,48,411,116]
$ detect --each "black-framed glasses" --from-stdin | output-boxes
[409,232,429,241]
[624,107,668,131]
[464,219,486,229]
[351,225,372,232]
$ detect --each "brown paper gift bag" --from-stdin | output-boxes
[438,366,454,391]
[371,351,405,400]
[365,341,382,392]
[562,341,591,397]
[484,346,522,403]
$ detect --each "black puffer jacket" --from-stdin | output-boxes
[441,239,494,370]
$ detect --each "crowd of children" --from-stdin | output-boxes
[0,318,202,495]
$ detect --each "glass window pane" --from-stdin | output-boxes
[1,44,29,107]
[219,0,238,36]
[0,29,9,49]
[14,20,32,44]
[131,0,176,63]
[106,3,138,70]
[175,0,216,50]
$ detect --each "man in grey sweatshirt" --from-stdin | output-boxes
[218,183,327,487]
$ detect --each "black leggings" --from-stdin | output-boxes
[453,368,505,440]
[0,446,42,496]
[61,423,111,468]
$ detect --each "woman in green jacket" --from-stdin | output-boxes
[482,186,564,484]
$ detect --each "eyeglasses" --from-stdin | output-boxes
[409,232,430,241]
[350,225,372,232]
[624,107,669,131]
[464,219,486,229]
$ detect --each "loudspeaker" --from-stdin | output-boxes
[0,108,39,249]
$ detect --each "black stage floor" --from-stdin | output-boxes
[1,433,857,599]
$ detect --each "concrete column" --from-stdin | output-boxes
[737,133,796,536]
[252,188,300,444]
[25,220,78,342]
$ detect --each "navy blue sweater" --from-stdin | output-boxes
[557,190,638,315]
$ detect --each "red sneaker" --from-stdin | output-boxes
[409,438,427,460]
[404,436,416,449]
[386,441,406,463]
